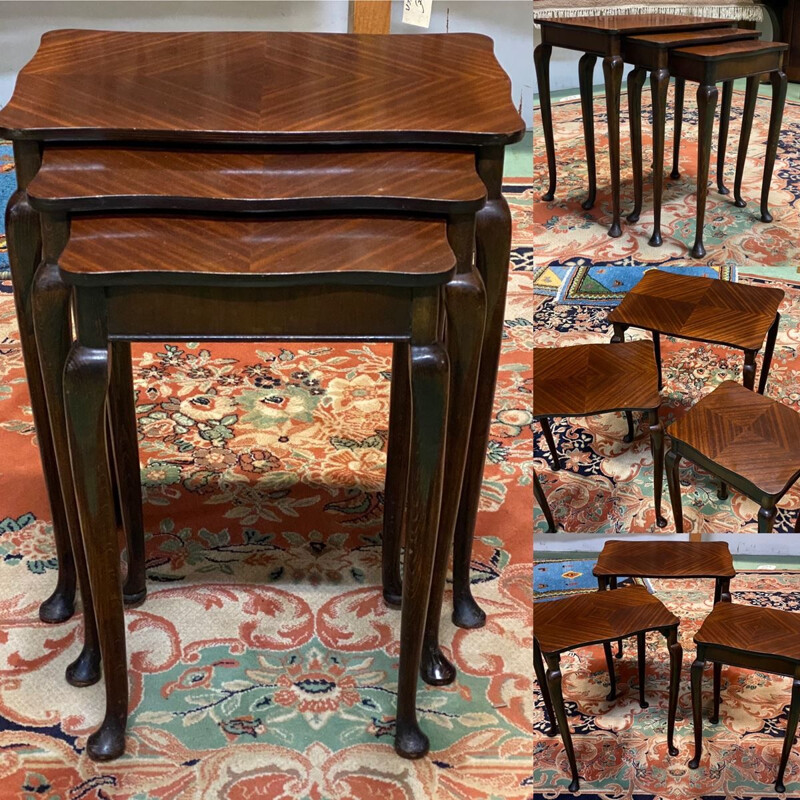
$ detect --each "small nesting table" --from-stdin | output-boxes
[666,381,800,533]
[534,340,666,529]
[690,602,800,793]
[608,269,785,395]
[534,585,682,793]
[667,39,789,258]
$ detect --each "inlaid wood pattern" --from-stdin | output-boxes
[626,28,761,49]
[695,602,800,663]
[59,215,455,287]
[608,270,785,351]
[673,39,789,61]
[28,147,487,213]
[534,340,660,418]
[534,585,679,656]
[533,14,731,33]
[668,381,800,497]
[594,540,736,579]
[0,30,525,145]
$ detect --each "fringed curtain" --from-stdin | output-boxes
[533,0,764,22]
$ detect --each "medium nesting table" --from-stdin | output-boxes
[608,269,785,395]
[534,585,682,793]
[534,13,734,237]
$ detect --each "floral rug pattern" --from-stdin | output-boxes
[533,570,800,799]
[533,88,800,268]
[534,270,800,534]
[0,142,534,799]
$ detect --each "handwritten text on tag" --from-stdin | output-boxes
[403,0,433,29]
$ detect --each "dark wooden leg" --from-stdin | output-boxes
[603,55,624,238]
[421,260,485,687]
[603,641,617,701]
[108,342,146,606]
[743,349,757,392]
[795,512,800,534]
[534,43,557,202]
[717,80,733,195]
[452,149,509,631]
[734,75,759,209]
[719,578,732,603]
[627,66,647,224]
[666,449,684,533]
[609,576,624,659]
[623,410,636,443]
[775,677,800,793]
[689,655,706,769]
[637,631,649,709]
[761,70,787,224]
[382,341,410,608]
[653,332,663,391]
[711,662,722,724]
[6,149,75,624]
[611,323,627,344]
[545,652,581,793]
[395,341,448,759]
[64,341,128,761]
[539,418,561,472]
[759,504,777,533]
[759,313,781,395]
[650,68,670,247]
[579,53,598,211]
[666,626,682,756]
[534,639,558,736]
[671,77,685,179]
[714,579,722,605]
[32,260,101,687]
[535,470,557,533]
[649,408,667,529]
[692,82,718,260]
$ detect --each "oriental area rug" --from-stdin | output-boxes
[533,86,800,268]
[0,143,534,800]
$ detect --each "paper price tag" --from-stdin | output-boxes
[403,0,433,29]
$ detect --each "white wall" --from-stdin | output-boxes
[0,0,532,128]
[533,13,773,95]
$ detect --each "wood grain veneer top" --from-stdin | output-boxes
[0,30,525,145]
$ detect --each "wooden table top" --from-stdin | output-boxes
[625,28,760,50]
[668,381,800,497]
[607,270,785,352]
[695,602,800,664]
[27,146,487,214]
[0,30,525,145]
[534,14,731,34]
[59,215,455,288]
[534,585,679,656]
[534,340,660,418]
[673,38,789,61]
[594,540,736,579]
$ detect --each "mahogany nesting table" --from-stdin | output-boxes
[666,381,800,533]
[690,602,800,793]
[534,340,666,529]
[622,27,760,247]
[534,585,681,792]
[0,29,525,761]
[534,14,734,237]
[608,269,785,395]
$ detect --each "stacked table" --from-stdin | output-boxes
[0,29,524,760]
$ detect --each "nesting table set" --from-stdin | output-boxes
[535,269,800,534]
[534,13,789,257]
[535,540,800,794]
[0,29,524,760]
